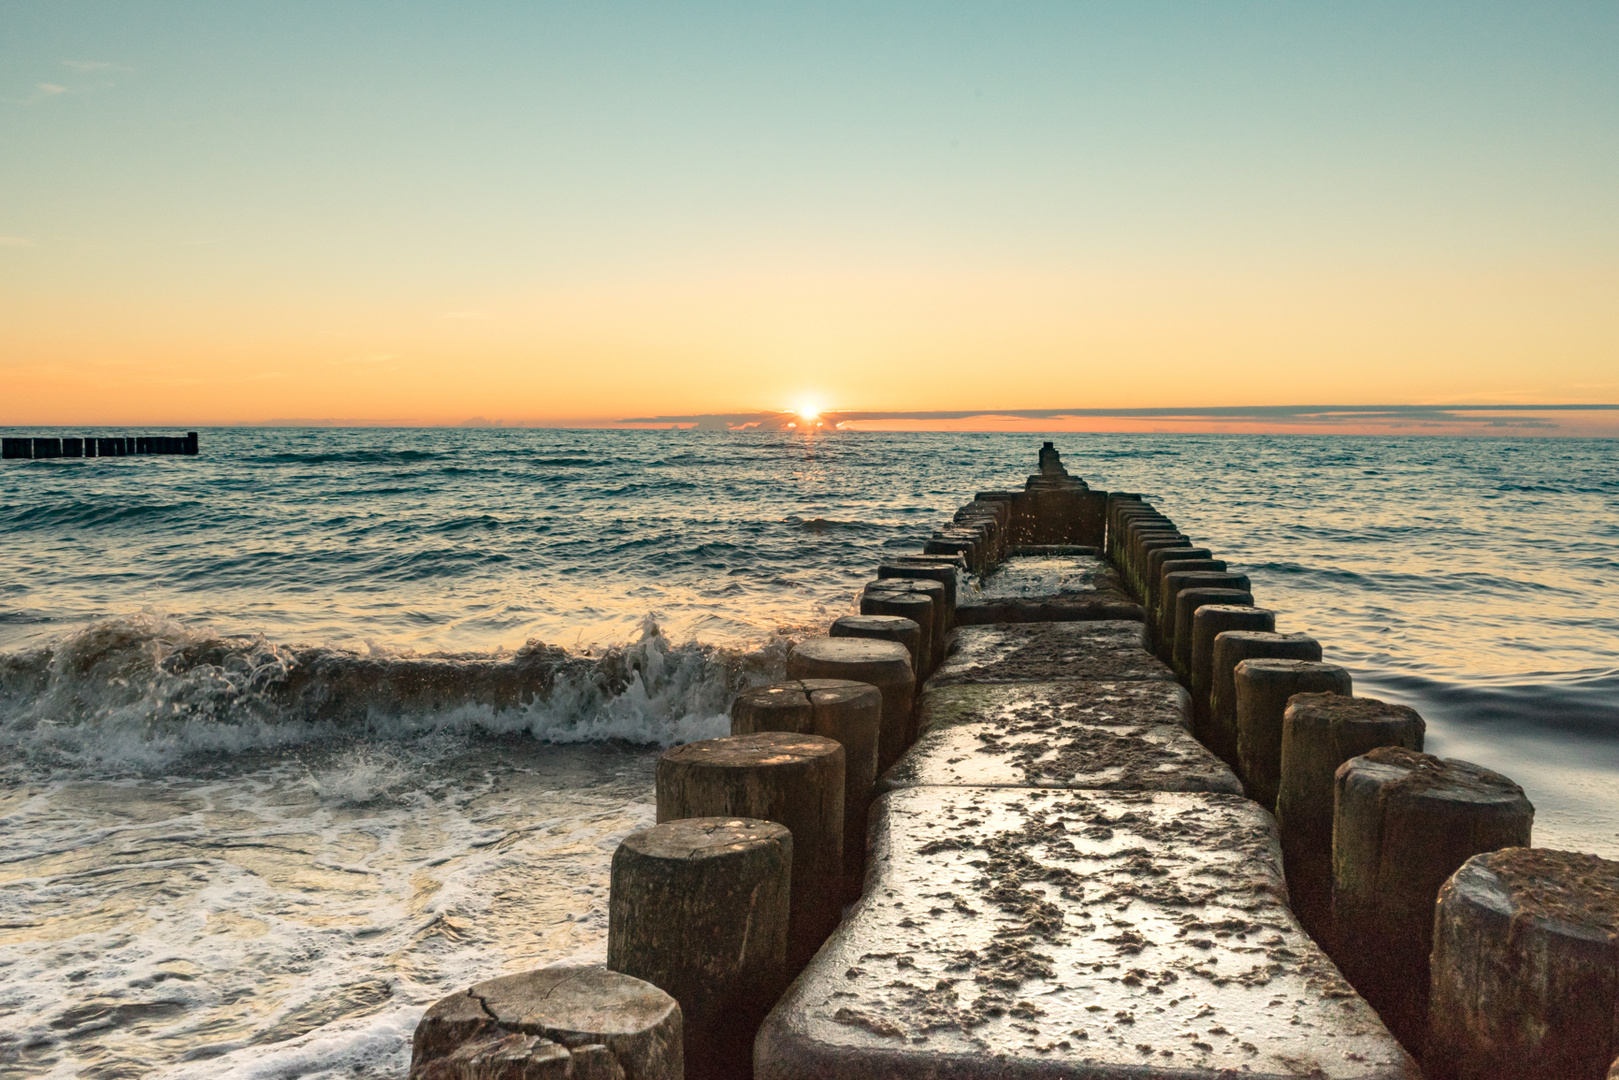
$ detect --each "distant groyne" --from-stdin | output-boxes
[2,432,199,459]
[405,441,1619,1080]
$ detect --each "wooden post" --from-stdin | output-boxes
[1333,748,1532,1053]
[1233,658,1351,809]
[1170,586,1253,683]
[830,614,923,675]
[609,817,791,1079]
[1274,693,1425,939]
[656,732,844,970]
[1207,631,1321,768]
[411,965,682,1080]
[1156,568,1245,662]
[1427,847,1616,1080]
[876,560,959,615]
[1188,604,1274,742]
[861,578,946,681]
[787,637,914,770]
[731,678,882,893]
[855,591,933,676]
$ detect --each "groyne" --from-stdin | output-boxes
[409,442,1619,1080]
[1,432,199,459]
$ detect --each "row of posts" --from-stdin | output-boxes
[1107,491,1619,1080]
[408,456,1032,1079]
[1,433,200,459]
[405,448,1618,1080]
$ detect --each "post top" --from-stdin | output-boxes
[620,817,791,862]
[662,731,844,768]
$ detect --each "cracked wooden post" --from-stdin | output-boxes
[1234,658,1351,810]
[1170,585,1253,683]
[731,678,883,893]
[657,732,844,971]
[1333,748,1533,1054]
[788,637,915,771]
[1188,604,1275,742]
[1208,631,1322,768]
[609,817,792,1080]
[410,964,683,1080]
[1274,693,1425,939]
[1427,847,1617,1080]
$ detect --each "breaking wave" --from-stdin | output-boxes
[0,613,785,775]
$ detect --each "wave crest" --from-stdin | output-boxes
[0,613,785,774]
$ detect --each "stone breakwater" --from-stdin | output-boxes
[407,443,1619,1080]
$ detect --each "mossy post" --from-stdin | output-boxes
[410,965,683,1080]
[1207,631,1322,768]
[1188,604,1275,741]
[731,678,883,892]
[1332,748,1533,1052]
[1273,693,1425,938]
[656,732,845,970]
[609,818,791,1080]
[1427,847,1618,1080]
[788,637,915,770]
[1233,658,1351,809]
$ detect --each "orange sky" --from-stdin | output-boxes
[4,4,1617,432]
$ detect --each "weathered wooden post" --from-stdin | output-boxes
[1170,586,1253,682]
[876,559,959,616]
[609,817,791,1079]
[1207,631,1322,767]
[1333,747,1533,1052]
[731,678,882,892]
[1188,604,1275,740]
[829,614,923,675]
[1234,658,1351,809]
[787,637,914,770]
[855,591,933,676]
[1273,693,1425,937]
[656,732,844,969]
[1427,847,1616,1080]
[1156,568,1244,662]
[411,965,683,1080]
[863,577,947,676]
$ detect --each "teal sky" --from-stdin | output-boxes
[4,3,1617,424]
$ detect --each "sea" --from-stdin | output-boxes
[1,428,1615,1079]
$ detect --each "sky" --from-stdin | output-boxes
[3,2,1617,432]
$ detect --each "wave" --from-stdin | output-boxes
[1354,668,1619,741]
[256,450,442,464]
[0,614,786,775]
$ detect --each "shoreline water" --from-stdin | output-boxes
[1,429,1615,1077]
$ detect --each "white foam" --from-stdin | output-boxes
[0,612,778,775]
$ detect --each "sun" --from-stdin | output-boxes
[796,400,822,422]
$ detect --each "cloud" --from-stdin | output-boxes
[0,236,37,247]
[620,403,1619,434]
[35,83,66,96]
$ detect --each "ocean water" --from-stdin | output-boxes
[1,428,1615,1078]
